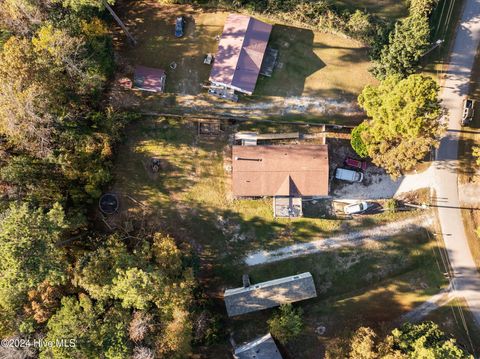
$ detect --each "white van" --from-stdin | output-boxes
[335,167,363,183]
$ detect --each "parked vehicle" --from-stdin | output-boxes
[175,16,185,37]
[335,168,363,183]
[344,157,367,171]
[204,53,213,65]
[343,201,369,215]
[461,98,475,126]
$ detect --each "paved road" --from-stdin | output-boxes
[433,0,480,327]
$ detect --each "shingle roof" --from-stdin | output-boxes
[232,145,329,197]
[224,272,317,317]
[209,14,272,94]
[234,333,283,359]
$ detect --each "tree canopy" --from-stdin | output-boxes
[371,0,436,79]
[326,322,472,359]
[354,74,443,178]
[0,203,68,334]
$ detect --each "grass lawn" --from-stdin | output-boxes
[112,117,424,281]
[113,1,376,123]
[110,116,453,357]
[229,229,448,358]
[425,297,480,355]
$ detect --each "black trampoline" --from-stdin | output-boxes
[99,193,119,214]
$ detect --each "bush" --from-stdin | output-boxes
[268,304,303,344]
[350,121,369,158]
[347,10,374,42]
[385,198,398,212]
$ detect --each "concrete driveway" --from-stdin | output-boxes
[433,0,480,327]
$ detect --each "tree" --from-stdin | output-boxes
[41,294,131,359]
[24,280,63,324]
[268,304,303,344]
[0,155,65,206]
[392,322,472,358]
[356,74,443,178]
[152,233,182,275]
[155,307,192,359]
[111,268,161,310]
[325,322,472,359]
[0,0,48,35]
[0,203,68,333]
[129,311,153,342]
[59,0,114,11]
[0,36,54,156]
[347,10,375,43]
[74,235,135,300]
[349,327,378,359]
[372,15,431,79]
[472,146,480,166]
[409,0,439,17]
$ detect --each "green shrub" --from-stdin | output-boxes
[385,198,398,212]
[351,121,369,158]
[268,304,303,344]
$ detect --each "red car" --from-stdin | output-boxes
[344,157,367,171]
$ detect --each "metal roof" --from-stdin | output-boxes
[209,14,272,94]
[133,66,166,92]
[232,145,329,197]
[234,333,283,359]
[224,272,317,317]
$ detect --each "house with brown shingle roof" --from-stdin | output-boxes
[232,144,329,217]
[209,14,272,95]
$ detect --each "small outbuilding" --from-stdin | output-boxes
[234,333,283,359]
[133,65,166,93]
[224,272,317,317]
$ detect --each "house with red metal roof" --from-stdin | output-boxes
[209,14,273,95]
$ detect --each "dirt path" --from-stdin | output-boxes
[245,214,433,266]
[398,285,454,323]
[109,87,364,123]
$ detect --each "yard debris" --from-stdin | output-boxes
[151,158,161,173]
[215,215,248,242]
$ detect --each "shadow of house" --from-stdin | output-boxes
[254,25,325,97]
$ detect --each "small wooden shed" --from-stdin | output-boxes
[133,65,166,93]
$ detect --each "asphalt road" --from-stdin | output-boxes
[434,0,480,327]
